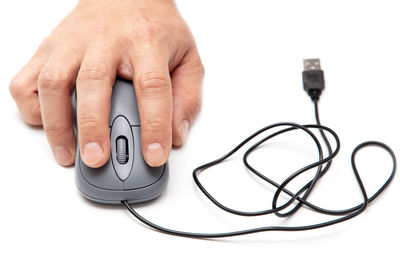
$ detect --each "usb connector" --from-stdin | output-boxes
[303,59,322,71]
[302,58,325,101]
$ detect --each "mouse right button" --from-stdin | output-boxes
[123,127,165,190]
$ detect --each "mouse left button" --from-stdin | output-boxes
[78,150,124,190]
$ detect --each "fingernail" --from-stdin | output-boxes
[179,120,189,144]
[83,142,104,166]
[53,146,73,166]
[146,143,165,167]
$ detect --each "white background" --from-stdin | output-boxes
[1,0,399,266]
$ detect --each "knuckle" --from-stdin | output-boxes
[25,114,42,126]
[78,113,103,132]
[142,119,168,133]
[45,124,70,139]
[38,68,69,89]
[136,23,164,41]
[9,77,26,100]
[94,23,109,36]
[138,71,170,94]
[24,104,42,126]
[175,21,190,35]
[197,61,205,77]
[186,95,202,119]
[191,57,205,77]
[78,63,107,82]
[9,74,42,125]
[38,37,52,51]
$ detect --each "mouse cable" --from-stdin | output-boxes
[123,59,397,238]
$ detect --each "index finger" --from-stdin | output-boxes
[76,47,117,167]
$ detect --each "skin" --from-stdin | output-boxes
[9,0,204,168]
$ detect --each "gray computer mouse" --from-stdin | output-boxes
[73,78,169,204]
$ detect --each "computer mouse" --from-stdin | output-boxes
[73,78,169,204]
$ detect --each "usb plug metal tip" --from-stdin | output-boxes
[303,58,322,71]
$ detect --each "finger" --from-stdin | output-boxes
[9,38,52,125]
[132,45,172,167]
[171,49,204,146]
[37,47,81,166]
[76,47,117,168]
[9,56,47,126]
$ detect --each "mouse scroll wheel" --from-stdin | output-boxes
[116,136,129,164]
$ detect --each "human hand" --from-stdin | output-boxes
[9,0,204,168]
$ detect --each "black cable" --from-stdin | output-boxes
[123,59,397,239]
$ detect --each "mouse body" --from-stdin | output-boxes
[73,78,169,204]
